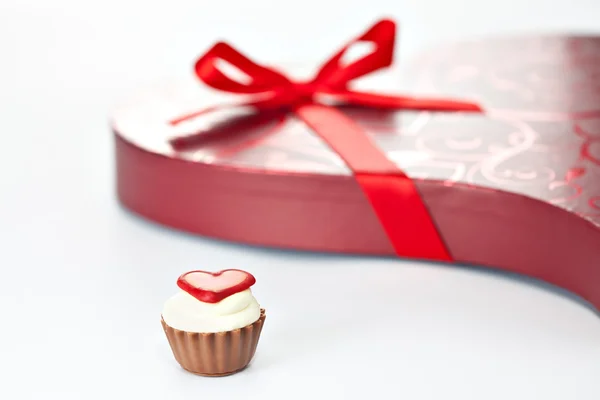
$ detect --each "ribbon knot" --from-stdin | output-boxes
[286,81,320,106]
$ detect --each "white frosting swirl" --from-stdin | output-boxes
[162,289,261,333]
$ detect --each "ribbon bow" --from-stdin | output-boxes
[174,19,481,122]
[171,19,483,262]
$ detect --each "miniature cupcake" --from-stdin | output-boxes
[161,269,266,376]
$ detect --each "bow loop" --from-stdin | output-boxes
[312,19,396,90]
[194,42,292,94]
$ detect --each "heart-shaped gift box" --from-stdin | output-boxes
[112,20,600,313]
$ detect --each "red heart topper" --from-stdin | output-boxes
[177,269,256,303]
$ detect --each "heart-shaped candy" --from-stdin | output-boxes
[177,269,256,303]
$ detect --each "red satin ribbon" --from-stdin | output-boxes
[171,19,484,262]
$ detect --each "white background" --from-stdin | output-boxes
[1,0,599,399]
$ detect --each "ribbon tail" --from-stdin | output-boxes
[329,89,484,113]
[169,105,225,126]
[168,99,289,151]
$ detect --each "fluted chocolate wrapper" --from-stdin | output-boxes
[161,309,266,376]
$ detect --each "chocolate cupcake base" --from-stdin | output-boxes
[161,309,266,376]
